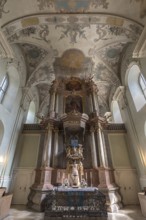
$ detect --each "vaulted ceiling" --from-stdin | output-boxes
[0,0,145,115]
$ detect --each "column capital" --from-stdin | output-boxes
[90,126,95,133]
[54,127,59,133]
[47,123,54,130]
[86,80,98,94]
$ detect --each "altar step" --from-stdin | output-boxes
[44,217,107,220]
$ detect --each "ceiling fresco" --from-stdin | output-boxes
[37,0,109,11]
[0,1,145,115]
[20,43,48,77]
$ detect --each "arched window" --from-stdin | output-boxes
[25,101,36,124]
[111,101,123,123]
[0,73,9,103]
[127,64,146,111]
[0,120,4,147]
[139,73,146,99]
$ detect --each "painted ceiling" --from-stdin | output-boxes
[0,0,145,116]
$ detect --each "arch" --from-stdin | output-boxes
[126,64,146,112]
[111,100,123,123]
[25,101,36,124]
[2,65,20,111]
[0,120,4,147]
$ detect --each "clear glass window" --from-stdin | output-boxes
[139,73,146,99]
[0,74,9,103]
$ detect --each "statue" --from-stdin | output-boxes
[68,163,80,187]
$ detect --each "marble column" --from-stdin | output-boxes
[96,130,103,167]
[42,124,53,167]
[98,123,108,168]
[57,91,64,116]
[88,94,93,113]
[55,93,59,115]
[49,90,56,115]
[92,91,99,114]
[53,129,59,168]
[90,127,98,168]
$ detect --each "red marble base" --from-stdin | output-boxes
[98,166,117,189]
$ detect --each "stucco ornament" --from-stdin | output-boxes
[37,0,109,11]
[0,0,9,18]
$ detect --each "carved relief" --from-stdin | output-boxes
[8,25,50,43]
[94,23,142,43]
[37,0,54,10]
[109,25,142,41]
[91,0,109,9]
[0,0,9,18]
[66,80,82,91]
[56,23,89,44]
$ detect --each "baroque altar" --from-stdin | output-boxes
[27,73,122,213]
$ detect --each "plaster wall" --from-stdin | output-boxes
[0,47,26,188]
[18,134,40,168]
[108,133,140,205]
[125,87,146,188]
[108,133,131,168]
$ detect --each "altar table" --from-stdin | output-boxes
[44,187,107,219]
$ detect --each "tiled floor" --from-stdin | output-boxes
[4,205,146,220]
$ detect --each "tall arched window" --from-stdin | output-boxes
[0,120,4,147]
[0,73,9,103]
[25,101,36,124]
[127,64,146,111]
[111,101,123,123]
[139,73,146,99]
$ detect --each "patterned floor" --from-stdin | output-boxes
[3,205,146,220]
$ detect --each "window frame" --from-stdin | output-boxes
[0,73,9,103]
[139,73,146,99]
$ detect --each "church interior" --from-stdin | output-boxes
[0,0,146,219]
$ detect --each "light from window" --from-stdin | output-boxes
[0,74,9,103]
[139,73,146,99]
[127,64,146,111]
